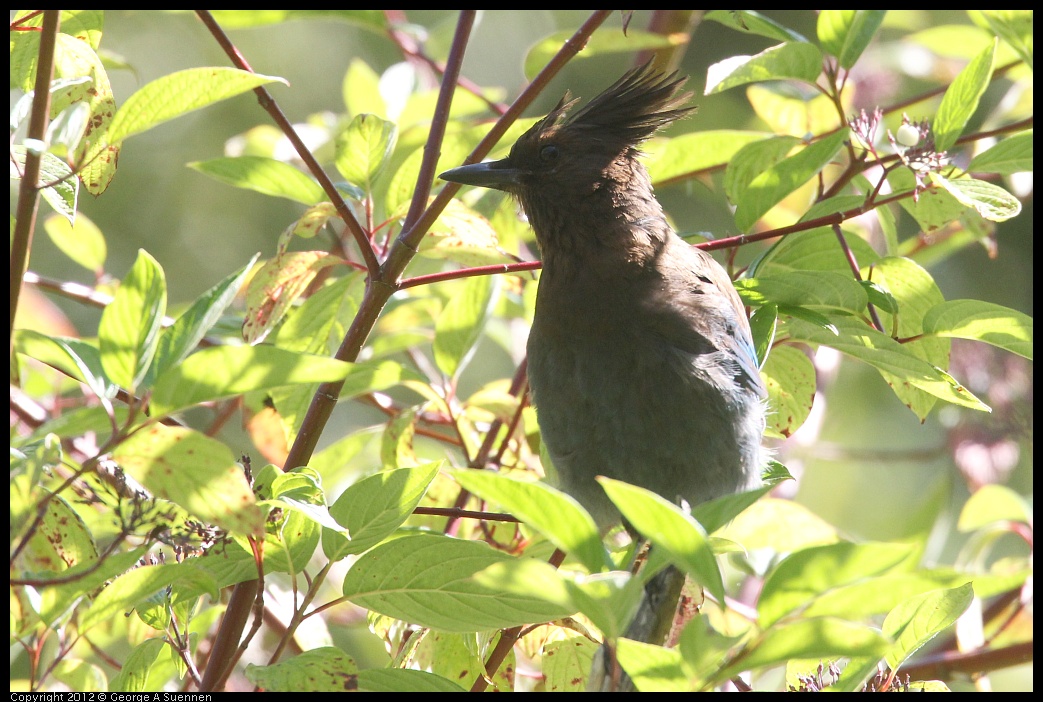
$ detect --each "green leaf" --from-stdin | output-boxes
[422,198,513,267]
[411,629,515,692]
[112,424,264,536]
[598,478,724,604]
[563,570,643,641]
[958,484,1033,530]
[471,558,576,613]
[786,315,990,415]
[245,647,357,692]
[734,130,849,232]
[677,615,749,690]
[721,498,839,556]
[735,271,868,314]
[342,58,386,118]
[80,561,218,632]
[341,533,573,632]
[861,279,899,315]
[323,462,441,559]
[335,113,397,192]
[932,39,997,152]
[705,41,823,95]
[26,548,145,633]
[758,542,918,627]
[544,636,598,692]
[31,10,104,49]
[149,346,355,417]
[777,306,839,335]
[433,274,498,378]
[801,569,978,622]
[25,406,131,446]
[14,330,114,400]
[274,274,362,355]
[272,494,342,532]
[33,31,119,194]
[968,130,1033,174]
[42,212,106,271]
[888,167,967,233]
[110,638,167,692]
[249,506,321,576]
[817,11,886,69]
[389,131,481,216]
[338,359,428,400]
[705,10,809,43]
[143,255,259,388]
[724,135,802,207]
[99,249,166,391]
[749,303,778,371]
[746,83,840,139]
[358,669,467,693]
[17,491,98,574]
[242,251,344,344]
[867,256,949,419]
[53,660,106,693]
[688,483,780,538]
[310,426,382,483]
[105,67,287,145]
[854,173,900,255]
[717,618,890,682]
[10,147,79,221]
[798,193,866,224]
[646,130,771,184]
[929,172,1023,222]
[922,299,1032,360]
[761,345,815,438]
[615,638,689,692]
[189,156,325,205]
[970,10,1033,69]
[448,468,610,574]
[883,583,974,670]
[907,24,999,61]
[381,407,418,470]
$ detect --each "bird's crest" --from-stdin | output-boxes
[531,62,696,147]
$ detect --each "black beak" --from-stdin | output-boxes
[439,159,522,192]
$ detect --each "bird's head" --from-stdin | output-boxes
[440,63,695,226]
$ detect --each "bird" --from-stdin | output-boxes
[440,63,767,687]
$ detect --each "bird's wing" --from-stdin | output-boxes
[643,243,766,398]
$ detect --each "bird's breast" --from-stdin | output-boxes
[526,305,763,527]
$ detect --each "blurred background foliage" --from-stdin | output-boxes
[21,7,1032,537]
[12,10,1031,691]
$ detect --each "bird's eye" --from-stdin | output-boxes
[540,145,559,163]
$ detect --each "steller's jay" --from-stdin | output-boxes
[441,64,768,687]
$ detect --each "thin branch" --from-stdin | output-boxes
[11,10,60,342]
[383,10,508,115]
[398,259,541,290]
[194,10,381,278]
[396,11,477,254]
[383,10,615,279]
[200,11,482,689]
[831,223,886,332]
